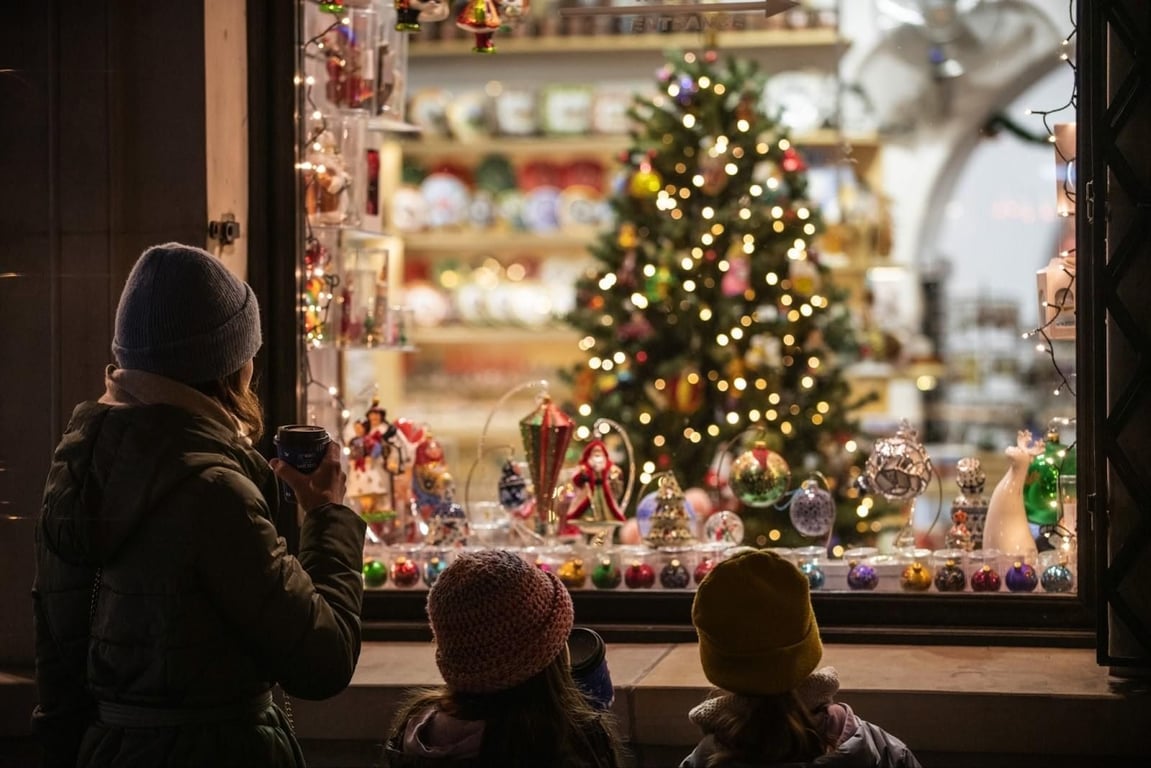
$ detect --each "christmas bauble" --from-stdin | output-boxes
[363,559,387,588]
[391,556,420,588]
[703,510,745,544]
[532,556,552,574]
[970,564,1002,592]
[629,164,662,198]
[423,556,448,588]
[846,561,879,591]
[1005,561,1039,592]
[694,557,717,585]
[558,558,588,589]
[592,558,622,589]
[801,562,825,589]
[1022,438,1066,526]
[498,459,529,512]
[789,479,836,537]
[933,560,967,592]
[899,562,932,592]
[659,559,691,589]
[1041,563,1074,593]
[730,442,791,507]
[862,420,933,502]
[624,560,656,589]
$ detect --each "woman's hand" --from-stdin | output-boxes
[270,442,348,514]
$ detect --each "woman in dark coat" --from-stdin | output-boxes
[31,243,367,767]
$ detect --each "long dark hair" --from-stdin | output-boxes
[389,654,623,768]
[704,690,836,767]
[194,366,264,443]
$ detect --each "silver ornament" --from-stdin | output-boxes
[789,478,835,537]
[862,420,933,502]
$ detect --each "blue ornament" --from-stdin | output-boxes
[659,559,691,589]
[1005,561,1039,592]
[498,459,529,512]
[1041,563,1074,593]
[800,561,825,589]
[847,561,879,591]
[423,555,448,588]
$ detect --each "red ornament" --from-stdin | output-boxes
[391,556,421,587]
[456,0,501,53]
[693,558,716,584]
[781,147,806,173]
[624,560,655,589]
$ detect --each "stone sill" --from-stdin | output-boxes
[3,642,1149,762]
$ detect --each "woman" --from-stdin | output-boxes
[683,550,921,768]
[32,243,367,767]
[381,549,624,768]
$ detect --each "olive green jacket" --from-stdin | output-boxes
[32,396,366,768]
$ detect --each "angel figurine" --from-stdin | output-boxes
[565,440,626,526]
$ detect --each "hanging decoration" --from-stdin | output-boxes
[729,441,791,507]
[788,475,836,538]
[861,420,933,502]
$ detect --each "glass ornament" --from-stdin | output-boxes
[846,561,879,591]
[1041,563,1074,593]
[624,559,656,589]
[423,555,447,588]
[861,420,933,501]
[933,559,967,592]
[642,473,698,548]
[1005,561,1039,592]
[391,555,421,587]
[702,510,744,544]
[497,458,530,512]
[694,556,717,585]
[800,561,825,589]
[659,559,691,589]
[558,557,588,589]
[899,561,932,592]
[970,564,1002,592]
[729,441,791,507]
[519,395,575,534]
[592,557,622,589]
[363,559,388,588]
[1023,425,1074,527]
[789,476,836,537]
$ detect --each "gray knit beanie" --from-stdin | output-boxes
[112,242,262,384]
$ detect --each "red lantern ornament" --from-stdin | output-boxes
[519,395,575,532]
[456,0,501,54]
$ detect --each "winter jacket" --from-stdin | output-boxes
[32,368,367,768]
[379,703,621,768]
[680,669,921,768]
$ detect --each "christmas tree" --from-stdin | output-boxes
[566,51,868,544]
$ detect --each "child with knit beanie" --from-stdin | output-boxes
[682,550,921,768]
[381,549,625,768]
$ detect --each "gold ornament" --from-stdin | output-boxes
[899,562,932,592]
[558,558,587,589]
[629,162,662,198]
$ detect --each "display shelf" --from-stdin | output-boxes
[411,325,581,345]
[403,230,599,252]
[409,28,846,58]
[398,131,879,160]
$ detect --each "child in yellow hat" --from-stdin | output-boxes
[683,550,921,767]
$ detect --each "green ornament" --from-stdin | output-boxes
[1023,428,1074,526]
[730,441,791,508]
[591,558,622,589]
[363,559,387,588]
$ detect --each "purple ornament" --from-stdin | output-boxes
[1005,561,1039,592]
[847,561,879,591]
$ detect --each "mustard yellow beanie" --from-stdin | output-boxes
[692,549,822,696]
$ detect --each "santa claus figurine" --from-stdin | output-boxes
[566,440,626,526]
